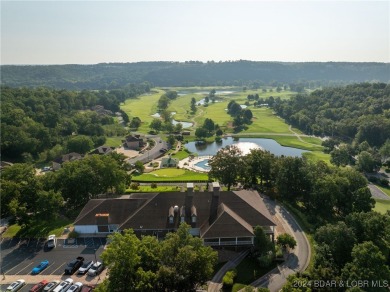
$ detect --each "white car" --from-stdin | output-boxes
[66,282,83,292]
[53,278,73,292]
[77,260,93,274]
[87,261,104,276]
[47,234,57,248]
[6,279,25,291]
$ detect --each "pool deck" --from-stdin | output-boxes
[178,156,212,172]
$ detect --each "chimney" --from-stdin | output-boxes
[212,182,220,197]
[180,206,186,223]
[187,183,194,197]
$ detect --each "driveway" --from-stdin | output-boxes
[248,198,311,292]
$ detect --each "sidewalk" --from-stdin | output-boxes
[208,249,250,292]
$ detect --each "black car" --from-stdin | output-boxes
[64,256,84,275]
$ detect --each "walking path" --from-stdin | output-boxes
[208,249,250,292]
[368,183,390,200]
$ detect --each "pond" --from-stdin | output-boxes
[151,112,193,128]
[185,137,308,157]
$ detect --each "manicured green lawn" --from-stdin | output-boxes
[302,151,331,165]
[2,218,74,238]
[374,199,390,214]
[105,136,124,148]
[243,107,299,134]
[171,150,190,160]
[194,101,232,128]
[120,90,164,133]
[132,169,209,182]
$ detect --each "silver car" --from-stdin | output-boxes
[6,279,25,291]
[43,280,60,292]
[53,278,73,292]
[77,260,93,274]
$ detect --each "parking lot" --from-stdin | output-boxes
[0,237,107,290]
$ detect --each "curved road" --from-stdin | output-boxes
[248,197,311,292]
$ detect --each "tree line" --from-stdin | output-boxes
[2,61,388,89]
[209,145,374,224]
[1,85,150,162]
[0,153,130,226]
[272,83,390,172]
[209,145,390,290]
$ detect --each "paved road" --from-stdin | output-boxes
[127,137,169,164]
[247,198,311,292]
[368,183,390,200]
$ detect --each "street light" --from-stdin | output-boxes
[94,248,98,263]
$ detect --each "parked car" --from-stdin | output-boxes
[64,256,84,275]
[80,286,93,292]
[46,235,57,249]
[6,279,25,291]
[43,280,60,292]
[77,260,93,274]
[29,280,48,292]
[66,282,83,292]
[53,278,73,292]
[87,261,104,276]
[31,260,49,274]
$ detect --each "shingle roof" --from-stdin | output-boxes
[75,190,276,239]
[200,203,254,238]
[53,152,82,164]
[90,146,114,155]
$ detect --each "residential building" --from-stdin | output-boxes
[74,183,276,246]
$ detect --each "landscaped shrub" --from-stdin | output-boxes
[257,253,273,268]
[151,183,157,189]
[130,182,140,190]
[222,269,237,288]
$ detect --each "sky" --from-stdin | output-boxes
[1,0,389,64]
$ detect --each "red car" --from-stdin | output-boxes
[29,280,49,292]
[80,285,94,292]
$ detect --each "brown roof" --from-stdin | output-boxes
[200,203,254,238]
[74,196,152,226]
[90,146,114,155]
[53,152,83,164]
[75,190,276,239]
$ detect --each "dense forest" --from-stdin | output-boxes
[273,83,390,171]
[2,61,389,89]
[0,84,150,162]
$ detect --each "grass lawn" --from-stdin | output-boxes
[168,94,201,123]
[303,151,331,165]
[105,136,124,148]
[243,108,299,134]
[2,218,74,238]
[171,150,190,160]
[194,101,232,128]
[374,199,390,214]
[132,168,209,182]
[120,90,164,133]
